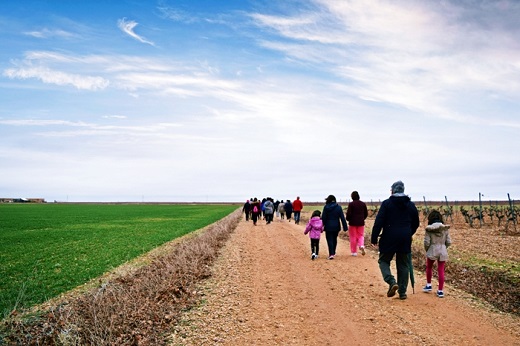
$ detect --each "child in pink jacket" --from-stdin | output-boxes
[304,210,324,260]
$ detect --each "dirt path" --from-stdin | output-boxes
[169,215,520,345]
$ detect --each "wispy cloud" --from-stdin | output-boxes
[117,18,155,46]
[157,6,198,23]
[103,115,127,119]
[0,119,90,127]
[3,65,109,90]
[23,28,76,39]
[249,0,520,127]
[0,118,183,138]
[2,49,244,99]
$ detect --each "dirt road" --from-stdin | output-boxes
[169,215,520,345]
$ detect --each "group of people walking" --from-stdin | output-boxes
[242,196,304,226]
[246,180,452,300]
[304,192,366,260]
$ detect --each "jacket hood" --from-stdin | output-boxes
[324,202,338,211]
[426,222,450,232]
[389,194,411,209]
[309,217,322,226]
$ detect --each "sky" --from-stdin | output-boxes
[1,0,519,203]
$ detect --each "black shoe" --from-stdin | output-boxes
[387,284,398,297]
[399,294,407,300]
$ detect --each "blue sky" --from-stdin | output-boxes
[1,0,519,203]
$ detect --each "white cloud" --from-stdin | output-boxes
[23,28,76,39]
[247,0,520,129]
[0,118,184,137]
[3,66,109,90]
[0,119,90,127]
[2,50,242,98]
[114,71,240,93]
[117,18,155,46]
[103,115,127,119]
[157,6,198,23]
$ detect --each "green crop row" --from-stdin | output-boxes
[0,203,237,318]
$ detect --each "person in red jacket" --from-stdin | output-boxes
[346,191,368,256]
[292,196,304,225]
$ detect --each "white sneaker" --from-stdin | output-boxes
[352,253,357,256]
[311,253,317,260]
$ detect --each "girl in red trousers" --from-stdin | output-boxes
[423,210,452,298]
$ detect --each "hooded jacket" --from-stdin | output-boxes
[264,200,274,214]
[304,216,324,239]
[321,202,348,232]
[371,194,420,253]
[424,222,451,261]
[284,201,293,214]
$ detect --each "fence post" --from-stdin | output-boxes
[479,193,483,227]
[507,193,517,231]
[445,196,453,223]
[423,196,429,214]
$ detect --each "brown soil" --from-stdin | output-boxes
[169,214,520,346]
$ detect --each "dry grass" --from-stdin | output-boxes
[1,209,241,345]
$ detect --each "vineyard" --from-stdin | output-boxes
[308,196,519,314]
[408,200,518,314]
[367,198,519,234]
[336,197,519,315]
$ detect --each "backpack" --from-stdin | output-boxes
[253,205,259,213]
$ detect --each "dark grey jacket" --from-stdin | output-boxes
[321,202,348,233]
[371,194,419,253]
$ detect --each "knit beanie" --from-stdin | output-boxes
[391,181,405,194]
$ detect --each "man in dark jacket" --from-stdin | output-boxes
[284,200,293,222]
[322,194,348,259]
[242,200,251,221]
[371,181,419,300]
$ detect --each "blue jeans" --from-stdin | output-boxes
[294,211,301,224]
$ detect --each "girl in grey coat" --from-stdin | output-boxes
[423,210,451,298]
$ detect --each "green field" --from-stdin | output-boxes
[0,203,237,317]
